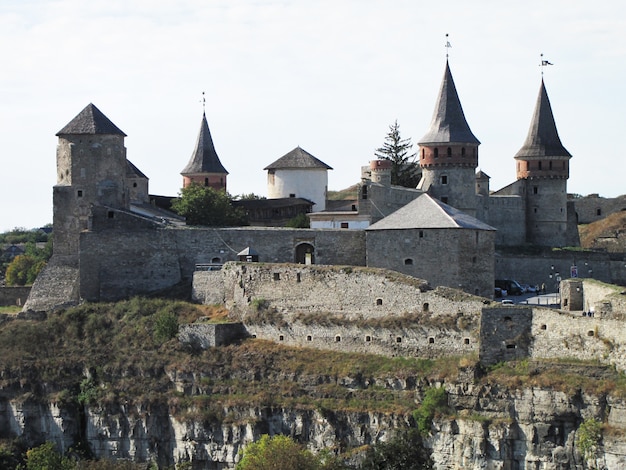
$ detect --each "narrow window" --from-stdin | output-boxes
[340,222,349,229]
[423,302,429,312]
[335,335,341,342]
[464,338,470,345]
[204,177,209,186]
[396,337,402,343]
[296,273,301,282]
[306,335,312,341]
[533,186,538,195]
[365,335,371,342]
[419,230,424,238]
[279,335,284,341]
[441,175,448,185]
[133,182,137,188]
[362,186,368,200]
[549,161,553,170]
[472,256,477,263]
[273,273,280,281]
[541,324,547,330]
[107,211,114,219]
[461,147,466,157]
[447,147,452,157]
[376,298,383,306]
[434,148,439,159]
[421,148,425,159]
[77,190,83,198]
[428,337,434,344]
[538,161,542,170]
[596,208,602,216]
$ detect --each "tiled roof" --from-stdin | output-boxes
[514,80,572,159]
[181,113,228,175]
[418,61,480,145]
[264,146,333,170]
[56,103,126,136]
[367,193,495,231]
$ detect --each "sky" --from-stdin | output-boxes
[1,0,625,232]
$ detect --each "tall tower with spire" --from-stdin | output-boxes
[417,61,481,217]
[181,113,228,191]
[514,79,572,246]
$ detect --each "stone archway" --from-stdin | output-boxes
[295,243,315,265]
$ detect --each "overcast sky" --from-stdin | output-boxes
[1,0,625,232]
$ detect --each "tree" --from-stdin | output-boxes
[360,429,433,470]
[171,184,248,226]
[236,434,321,470]
[374,120,420,188]
[5,255,46,286]
[22,442,73,470]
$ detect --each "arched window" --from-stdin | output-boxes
[404,258,414,265]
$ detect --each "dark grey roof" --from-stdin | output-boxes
[181,113,228,175]
[418,61,480,145]
[233,197,314,210]
[126,160,148,179]
[367,193,495,231]
[514,80,572,159]
[475,170,490,179]
[57,103,126,136]
[264,146,333,170]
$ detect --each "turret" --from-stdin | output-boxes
[417,61,480,216]
[514,79,572,246]
[181,113,228,191]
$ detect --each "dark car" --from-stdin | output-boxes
[495,279,524,296]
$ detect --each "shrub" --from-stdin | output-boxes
[576,417,602,461]
[235,434,320,470]
[360,428,433,470]
[413,386,448,436]
[23,442,73,470]
[153,310,179,343]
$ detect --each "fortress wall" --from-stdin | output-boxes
[244,322,478,359]
[494,251,626,290]
[530,307,626,371]
[0,287,31,307]
[574,195,626,224]
[486,196,526,246]
[210,263,486,321]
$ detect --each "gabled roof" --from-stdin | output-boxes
[514,79,572,159]
[367,193,495,231]
[418,61,480,145]
[126,160,148,179]
[475,170,490,179]
[264,146,333,170]
[57,103,126,136]
[181,113,228,175]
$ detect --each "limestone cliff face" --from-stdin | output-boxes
[2,383,625,469]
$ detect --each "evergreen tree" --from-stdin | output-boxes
[374,120,420,188]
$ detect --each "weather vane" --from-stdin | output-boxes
[539,53,553,76]
[445,33,452,59]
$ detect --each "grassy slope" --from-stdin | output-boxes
[0,297,624,421]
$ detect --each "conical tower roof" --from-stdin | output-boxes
[56,103,126,136]
[264,146,333,170]
[419,61,480,145]
[181,113,228,175]
[514,80,571,159]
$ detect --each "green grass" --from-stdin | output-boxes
[0,306,21,314]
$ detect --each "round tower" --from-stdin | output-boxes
[514,79,572,247]
[181,112,228,191]
[370,159,392,186]
[417,61,480,216]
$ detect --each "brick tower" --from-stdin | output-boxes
[514,79,572,246]
[417,61,481,217]
[181,113,228,191]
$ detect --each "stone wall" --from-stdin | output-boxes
[574,194,626,224]
[0,286,31,307]
[178,323,247,349]
[486,195,526,246]
[366,227,495,298]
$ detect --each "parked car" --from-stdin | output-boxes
[521,283,537,294]
[495,279,524,296]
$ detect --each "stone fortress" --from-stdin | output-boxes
[22,58,626,372]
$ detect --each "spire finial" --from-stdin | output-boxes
[200,91,206,113]
[445,33,452,59]
[539,53,553,76]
